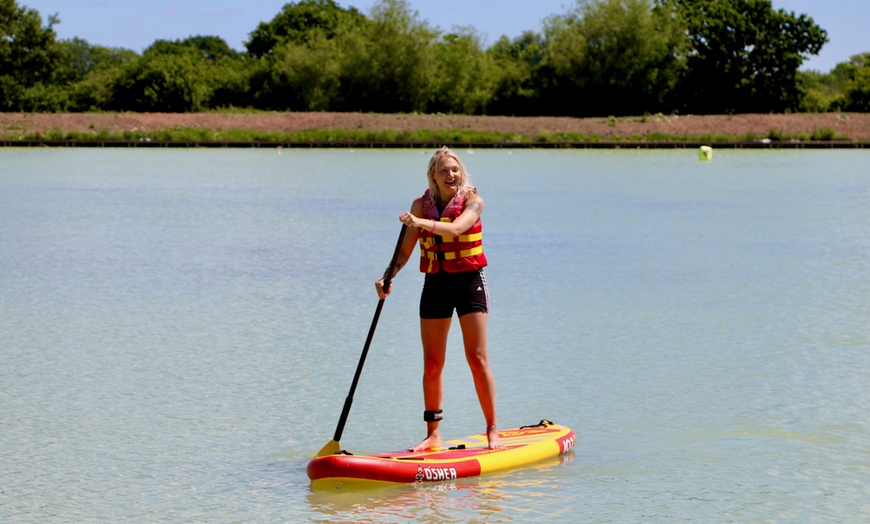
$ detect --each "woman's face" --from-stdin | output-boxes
[432,156,461,198]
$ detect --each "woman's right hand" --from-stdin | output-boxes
[375,278,389,299]
[399,212,423,230]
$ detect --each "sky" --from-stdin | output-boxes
[19,0,868,72]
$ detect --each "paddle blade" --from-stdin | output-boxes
[316,439,340,457]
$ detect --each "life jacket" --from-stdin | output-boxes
[418,189,487,274]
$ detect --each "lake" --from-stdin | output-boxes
[1,147,868,522]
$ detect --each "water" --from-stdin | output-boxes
[1,147,868,522]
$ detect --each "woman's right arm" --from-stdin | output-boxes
[375,198,423,298]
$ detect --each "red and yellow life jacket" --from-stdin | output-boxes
[418,189,487,274]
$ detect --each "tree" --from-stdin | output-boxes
[487,31,547,115]
[181,35,240,61]
[61,38,137,81]
[798,70,844,113]
[666,0,827,114]
[107,39,232,112]
[539,0,689,116]
[841,53,870,112]
[60,38,138,111]
[245,0,368,58]
[0,0,70,110]
[337,0,437,113]
[426,29,499,114]
[259,33,343,111]
[244,0,372,110]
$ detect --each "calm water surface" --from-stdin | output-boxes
[1,148,868,522]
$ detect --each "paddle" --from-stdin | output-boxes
[316,224,408,457]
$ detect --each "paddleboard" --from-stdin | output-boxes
[308,420,575,489]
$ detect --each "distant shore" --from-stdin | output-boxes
[2,112,869,147]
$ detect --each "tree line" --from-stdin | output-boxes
[1,0,868,115]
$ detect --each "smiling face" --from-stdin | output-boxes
[432,156,461,199]
[426,147,469,206]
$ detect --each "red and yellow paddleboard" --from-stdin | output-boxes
[308,420,575,489]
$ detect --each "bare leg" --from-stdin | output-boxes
[459,312,504,450]
[409,317,450,452]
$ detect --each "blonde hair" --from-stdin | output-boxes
[426,146,475,204]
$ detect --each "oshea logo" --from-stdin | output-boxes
[415,466,458,482]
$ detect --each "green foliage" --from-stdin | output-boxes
[487,31,547,115]
[799,53,870,112]
[666,0,828,113]
[245,0,368,58]
[61,38,138,81]
[59,38,138,110]
[207,53,253,110]
[798,70,846,112]
[107,40,216,112]
[264,33,344,111]
[842,53,870,112]
[16,82,69,111]
[426,30,499,114]
[339,0,438,113]
[182,35,241,61]
[247,0,438,113]
[0,0,70,110]
[0,0,865,116]
[809,127,836,141]
[540,0,689,117]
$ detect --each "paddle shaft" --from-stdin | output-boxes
[331,225,408,443]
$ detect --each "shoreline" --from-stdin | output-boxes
[2,112,869,147]
[2,139,866,149]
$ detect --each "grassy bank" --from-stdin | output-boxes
[7,125,854,145]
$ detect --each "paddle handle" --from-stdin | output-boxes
[332,225,408,443]
[380,226,405,295]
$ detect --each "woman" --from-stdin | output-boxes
[376,146,504,452]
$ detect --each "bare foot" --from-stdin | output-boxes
[487,426,505,450]
[408,433,441,452]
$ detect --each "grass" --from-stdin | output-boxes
[2,125,856,145]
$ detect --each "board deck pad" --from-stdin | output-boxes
[308,420,575,489]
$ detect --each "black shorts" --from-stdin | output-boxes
[419,269,490,319]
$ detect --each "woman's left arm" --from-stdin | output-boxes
[442,194,484,235]
[400,194,484,236]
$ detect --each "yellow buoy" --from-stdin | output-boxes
[698,145,713,161]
